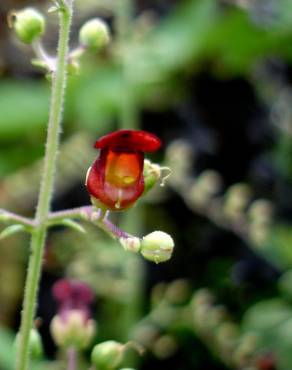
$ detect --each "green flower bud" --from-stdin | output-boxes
[91,340,124,369]
[248,199,273,224]
[10,8,45,44]
[50,310,96,349]
[223,183,251,220]
[164,279,191,305]
[152,335,178,359]
[15,329,43,360]
[232,332,258,366]
[79,18,110,51]
[141,231,174,264]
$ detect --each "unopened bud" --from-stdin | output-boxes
[165,279,191,305]
[9,8,45,44]
[141,231,174,263]
[16,329,43,360]
[189,170,222,208]
[50,310,96,349]
[224,183,251,220]
[79,18,110,51]
[248,199,273,224]
[91,340,124,369]
[249,223,269,246]
[216,322,239,348]
[191,289,214,306]
[233,332,258,366]
[119,236,141,253]
[152,335,178,359]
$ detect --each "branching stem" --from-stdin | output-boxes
[16,2,74,370]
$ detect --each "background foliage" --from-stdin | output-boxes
[2,0,292,369]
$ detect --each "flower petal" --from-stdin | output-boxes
[87,149,144,210]
[94,130,161,152]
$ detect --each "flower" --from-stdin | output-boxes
[86,130,161,210]
[50,279,96,349]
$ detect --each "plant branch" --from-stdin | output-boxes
[0,209,34,228]
[32,40,56,72]
[48,206,132,240]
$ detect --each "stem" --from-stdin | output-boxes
[115,0,138,129]
[0,209,34,227]
[48,206,132,240]
[67,347,77,370]
[32,40,56,72]
[16,3,74,370]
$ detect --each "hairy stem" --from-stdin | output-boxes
[115,0,138,130]
[16,3,74,370]
[48,206,132,240]
[0,209,34,227]
[67,347,77,370]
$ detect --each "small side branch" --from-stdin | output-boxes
[48,206,132,240]
[0,209,35,228]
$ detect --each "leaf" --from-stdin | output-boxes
[58,219,86,234]
[242,299,292,370]
[0,327,14,370]
[0,224,26,240]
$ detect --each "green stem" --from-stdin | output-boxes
[16,3,74,370]
[115,0,138,130]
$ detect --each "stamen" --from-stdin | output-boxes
[115,189,123,209]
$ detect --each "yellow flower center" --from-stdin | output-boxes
[105,151,140,187]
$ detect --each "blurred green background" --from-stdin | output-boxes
[2,0,292,369]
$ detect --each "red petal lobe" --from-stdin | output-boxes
[94,130,161,152]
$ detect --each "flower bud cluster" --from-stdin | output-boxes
[9,6,111,75]
[132,279,190,359]
[191,289,258,368]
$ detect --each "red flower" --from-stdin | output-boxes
[52,279,94,321]
[51,279,96,348]
[86,130,161,210]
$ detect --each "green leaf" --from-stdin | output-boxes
[242,299,292,370]
[0,327,14,370]
[0,81,49,139]
[0,224,26,240]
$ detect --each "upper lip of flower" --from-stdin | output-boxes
[94,129,161,152]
